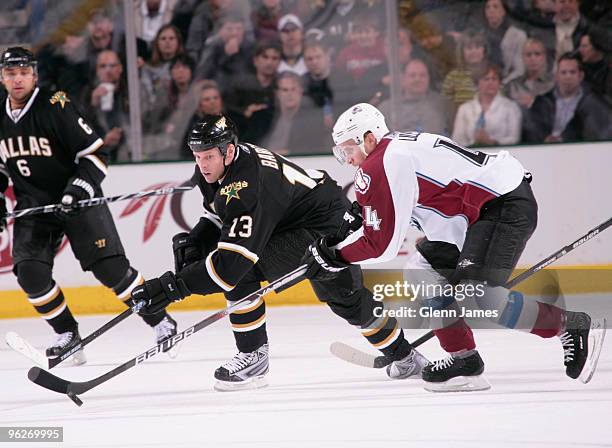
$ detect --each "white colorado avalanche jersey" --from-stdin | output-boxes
[337,131,526,264]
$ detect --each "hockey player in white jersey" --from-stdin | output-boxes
[302,103,606,392]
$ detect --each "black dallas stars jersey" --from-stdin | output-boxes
[0,87,107,208]
[181,143,344,295]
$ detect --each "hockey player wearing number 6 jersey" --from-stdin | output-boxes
[0,47,178,364]
[131,114,429,391]
[303,102,606,392]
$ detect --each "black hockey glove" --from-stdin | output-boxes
[172,232,203,273]
[0,194,7,232]
[131,271,191,316]
[337,201,363,240]
[301,235,350,281]
[57,176,96,218]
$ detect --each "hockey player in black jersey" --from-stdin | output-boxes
[131,114,428,390]
[0,47,178,364]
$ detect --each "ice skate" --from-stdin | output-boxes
[46,327,87,366]
[422,350,490,392]
[214,343,269,391]
[154,315,180,359]
[386,349,429,379]
[559,311,606,384]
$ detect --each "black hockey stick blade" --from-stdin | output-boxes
[27,265,307,405]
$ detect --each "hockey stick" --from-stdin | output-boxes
[331,215,612,368]
[6,303,143,369]
[5,185,193,219]
[27,265,307,406]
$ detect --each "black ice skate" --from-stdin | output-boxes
[46,327,86,366]
[386,349,429,379]
[422,350,490,392]
[214,344,269,391]
[559,311,606,383]
[154,315,180,359]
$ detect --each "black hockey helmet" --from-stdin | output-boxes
[188,114,239,155]
[1,47,37,72]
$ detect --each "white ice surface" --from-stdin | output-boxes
[1,305,611,448]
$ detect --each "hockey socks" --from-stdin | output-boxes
[28,281,78,334]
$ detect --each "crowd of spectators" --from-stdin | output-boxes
[1,0,611,161]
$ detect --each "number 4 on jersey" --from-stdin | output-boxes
[364,206,381,231]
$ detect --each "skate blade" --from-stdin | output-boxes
[424,374,491,393]
[214,375,268,392]
[579,318,607,384]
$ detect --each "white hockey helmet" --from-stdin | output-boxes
[332,103,389,164]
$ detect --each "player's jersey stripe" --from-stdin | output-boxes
[416,175,497,225]
[5,87,39,123]
[28,283,60,305]
[217,242,259,264]
[116,272,145,300]
[230,296,264,315]
[231,314,266,332]
[361,315,389,336]
[83,153,108,176]
[41,301,67,320]
[205,250,234,291]
[372,325,401,349]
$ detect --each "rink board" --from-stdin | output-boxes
[1,142,611,318]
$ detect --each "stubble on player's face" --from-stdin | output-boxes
[194,149,226,183]
[1,67,36,105]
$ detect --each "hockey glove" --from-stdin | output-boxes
[57,176,96,218]
[302,235,350,281]
[172,232,203,273]
[337,201,363,240]
[0,194,7,232]
[131,271,191,315]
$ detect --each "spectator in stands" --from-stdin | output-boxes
[333,13,386,112]
[380,27,414,89]
[577,32,609,96]
[306,0,384,53]
[522,53,612,143]
[379,59,453,136]
[482,0,527,84]
[251,0,286,42]
[410,13,456,90]
[452,63,522,147]
[194,13,255,91]
[249,71,326,154]
[302,39,334,128]
[84,50,130,161]
[143,54,198,160]
[277,14,307,76]
[505,38,554,109]
[181,80,227,158]
[538,0,589,64]
[185,0,250,61]
[141,24,185,116]
[134,0,178,50]
[443,29,488,114]
[225,40,281,135]
[0,0,31,45]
